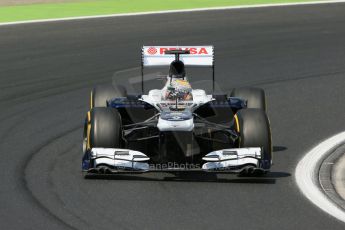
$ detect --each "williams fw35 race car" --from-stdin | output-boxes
[82,46,272,177]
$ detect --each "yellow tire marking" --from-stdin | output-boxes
[86,111,91,150]
[90,90,93,109]
[234,114,240,133]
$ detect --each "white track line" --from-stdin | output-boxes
[295,131,345,223]
[1,0,345,26]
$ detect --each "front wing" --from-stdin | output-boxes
[82,147,266,175]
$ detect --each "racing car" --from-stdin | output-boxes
[82,46,272,177]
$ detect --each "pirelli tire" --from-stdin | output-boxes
[91,84,127,108]
[89,107,122,149]
[235,108,272,172]
[230,87,266,111]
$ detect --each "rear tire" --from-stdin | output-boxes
[90,107,122,148]
[91,84,126,108]
[236,108,272,172]
[230,87,266,110]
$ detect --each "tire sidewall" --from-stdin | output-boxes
[90,107,122,148]
[236,108,272,169]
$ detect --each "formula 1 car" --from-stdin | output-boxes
[82,46,272,177]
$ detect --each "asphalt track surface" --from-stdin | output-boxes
[1,3,345,230]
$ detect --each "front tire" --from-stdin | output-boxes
[236,108,272,171]
[89,107,122,148]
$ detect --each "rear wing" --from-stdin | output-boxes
[142,46,214,67]
[140,46,215,93]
